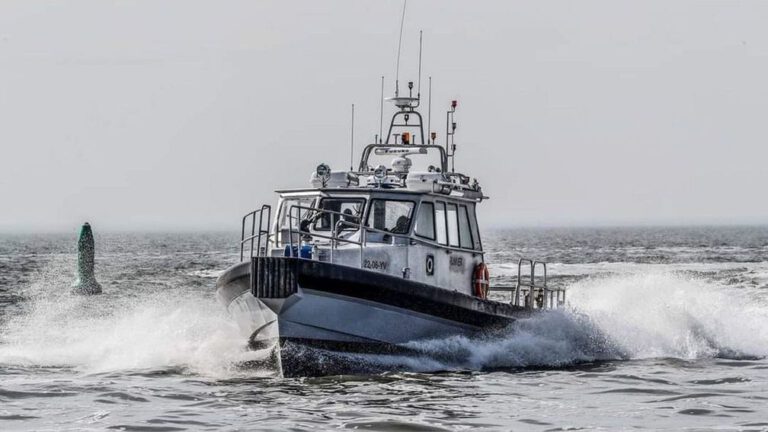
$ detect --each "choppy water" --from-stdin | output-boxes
[1,227,768,431]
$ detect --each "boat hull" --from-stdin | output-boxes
[216,257,528,376]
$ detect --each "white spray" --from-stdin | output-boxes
[2,269,767,377]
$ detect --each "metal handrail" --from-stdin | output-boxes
[512,258,565,309]
[240,205,271,262]
[282,203,482,254]
[286,204,416,245]
[285,204,417,269]
[285,204,364,263]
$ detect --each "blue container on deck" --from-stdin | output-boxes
[284,244,313,259]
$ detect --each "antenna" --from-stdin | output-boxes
[379,76,384,144]
[350,104,355,171]
[446,100,458,172]
[394,0,407,97]
[427,76,432,142]
[417,30,423,100]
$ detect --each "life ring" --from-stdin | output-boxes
[473,262,490,299]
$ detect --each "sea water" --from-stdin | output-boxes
[1,227,767,431]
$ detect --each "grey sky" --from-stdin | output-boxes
[1,0,767,232]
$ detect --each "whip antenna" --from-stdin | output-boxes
[350,104,355,171]
[417,30,422,100]
[428,76,432,142]
[394,0,407,97]
[379,76,384,143]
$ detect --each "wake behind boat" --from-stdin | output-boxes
[216,73,566,376]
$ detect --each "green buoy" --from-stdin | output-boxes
[72,222,102,295]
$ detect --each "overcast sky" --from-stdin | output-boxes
[1,0,767,232]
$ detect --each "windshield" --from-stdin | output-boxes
[313,198,365,231]
[366,199,415,234]
[278,196,317,230]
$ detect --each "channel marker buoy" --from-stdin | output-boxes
[71,222,102,295]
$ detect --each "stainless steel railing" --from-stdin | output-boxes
[512,258,565,309]
[285,204,413,270]
[240,205,272,262]
[487,259,565,309]
[242,203,565,308]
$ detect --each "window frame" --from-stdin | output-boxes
[458,204,474,249]
[434,201,448,245]
[364,198,417,235]
[312,197,366,232]
[446,202,460,247]
[414,201,436,240]
[277,196,318,230]
[418,199,481,252]
[467,203,482,251]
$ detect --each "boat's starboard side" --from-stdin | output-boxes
[217,257,530,331]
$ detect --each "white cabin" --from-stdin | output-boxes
[241,96,490,297]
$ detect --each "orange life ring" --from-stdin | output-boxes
[473,262,490,299]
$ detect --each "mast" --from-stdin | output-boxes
[446,100,457,172]
[350,104,355,171]
[394,0,407,98]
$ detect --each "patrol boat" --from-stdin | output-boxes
[215,85,566,376]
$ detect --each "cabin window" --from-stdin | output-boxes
[447,203,460,247]
[313,198,365,231]
[435,202,447,245]
[414,202,435,240]
[367,200,415,234]
[278,197,316,230]
[458,205,474,249]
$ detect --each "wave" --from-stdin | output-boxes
[0,281,254,377]
[404,271,768,370]
[566,271,768,360]
[2,270,766,377]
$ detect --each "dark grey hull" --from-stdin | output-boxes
[216,257,529,376]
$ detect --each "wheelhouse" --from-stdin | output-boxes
[273,189,481,248]
[240,186,484,295]
[239,96,490,296]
